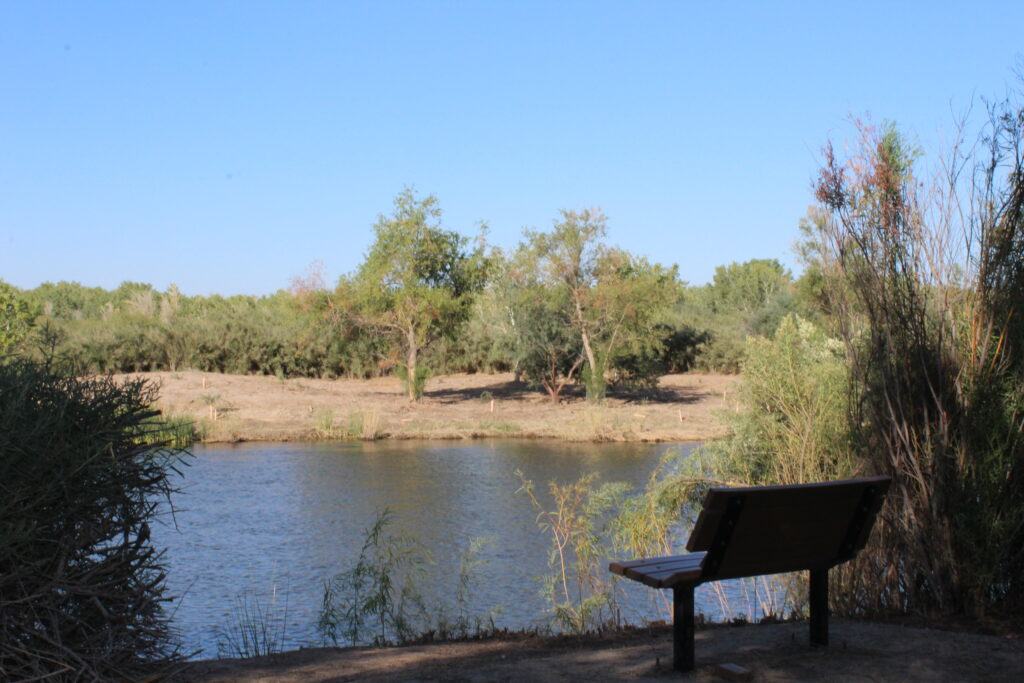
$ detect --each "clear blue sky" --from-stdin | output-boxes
[2,2,1022,295]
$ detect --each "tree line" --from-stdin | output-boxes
[1,193,819,400]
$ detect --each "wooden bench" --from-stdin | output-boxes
[609,476,890,672]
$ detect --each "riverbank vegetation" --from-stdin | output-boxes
[0,359,189,679]
[0,214,806,401]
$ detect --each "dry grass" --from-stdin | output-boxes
[128,371,738,443]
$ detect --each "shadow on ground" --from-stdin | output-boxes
[425,379,709,406]
[186,619,1024,682]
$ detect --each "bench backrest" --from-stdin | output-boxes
[685,476,890,581]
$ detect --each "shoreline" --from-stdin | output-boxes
[131,370,739,445]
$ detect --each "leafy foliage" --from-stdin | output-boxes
[319,509,429,646]
[675,259,803,372]
[526,210,682,401]
[517,471,630,633]
[0,280,34,355]
[8,197,802,400]
[318,509,498,646]
[339,189,488,400]
[711,315,853,485]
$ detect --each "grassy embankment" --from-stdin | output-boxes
[134,371,738,443]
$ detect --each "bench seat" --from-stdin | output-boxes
[609,552,706,588]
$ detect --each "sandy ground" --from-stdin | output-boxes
[185,620,1023,681]
[135,371,739,443]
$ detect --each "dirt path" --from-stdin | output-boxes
[136,371,738,443]
[186,620,1022,681]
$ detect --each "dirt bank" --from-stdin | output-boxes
[186,619,1023,681]
[135,371,738,443]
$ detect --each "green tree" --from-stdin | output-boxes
[0,281,34,355]
[341,189,487,400]
[707,258,792,315]
[527,210,679,401]
[676,258,798,373]
[491,244,581,400]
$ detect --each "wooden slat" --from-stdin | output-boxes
[611,555,702,572]
[610,552,705,588]
[696,476,889,512]
[687,476,889,553]
[641,567,704,587]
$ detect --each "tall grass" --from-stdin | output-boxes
[812,109,1024,616]
[142,412,202,448]
[214,589,290,659]
[314,408,382,440]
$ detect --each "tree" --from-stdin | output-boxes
[706,259,792,315]
[516,289,583,401]
[341,189,487,400]
[0,281,34,356]
[675,259,798,373]
[527,210,679,401]
[501,245,583,401]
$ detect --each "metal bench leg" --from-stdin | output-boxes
[672,583,695,672]
[809,568,828,646]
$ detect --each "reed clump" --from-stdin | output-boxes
[0,359,189,680]
[810,106,1024,617]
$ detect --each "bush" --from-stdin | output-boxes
[396,363,430,400]
[517,471,629,633]
[318,509,497,646]
[812,111,1024,616]
[710,315,853,485]
[0,360,188,679]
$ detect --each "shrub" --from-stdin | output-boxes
[811,109,1024,616]
[0,360,188,679]
[318,509,496,646]
[710,315,853,485]
[396,363,430,401]
[517,471,629,633]
[319,509,429,646]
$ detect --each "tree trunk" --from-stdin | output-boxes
[406,334,418,402]
[580,327,597,376]
[574,292,598,377]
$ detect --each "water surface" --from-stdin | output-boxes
[155,440,757,657]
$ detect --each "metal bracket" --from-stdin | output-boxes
[700,495,743,579]
[835,485,878,563]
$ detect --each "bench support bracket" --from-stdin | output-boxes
[672,583,695,672]
[809,568,828,646]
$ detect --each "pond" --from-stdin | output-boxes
[155,440,767,658]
